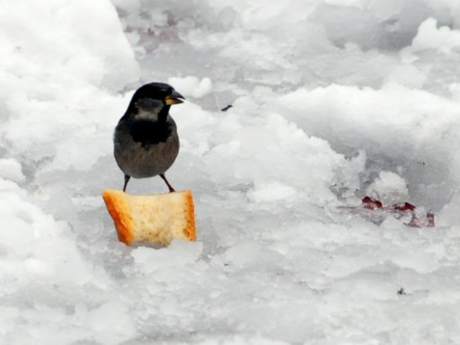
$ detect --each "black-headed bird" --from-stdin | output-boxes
[114,82,185,192]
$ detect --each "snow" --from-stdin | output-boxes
[410,18,460,54]
[2,0,460,344]
[168,76,213,99]
[365,171,409,205]
[0,159,25,183]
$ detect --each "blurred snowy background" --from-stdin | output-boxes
[1,0,460,343]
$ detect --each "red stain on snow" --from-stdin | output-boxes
[361,196,435,228]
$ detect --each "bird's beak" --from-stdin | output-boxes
[164,91,185,105]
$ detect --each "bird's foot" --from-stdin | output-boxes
[123,175,131,192]
[160,174,176,193]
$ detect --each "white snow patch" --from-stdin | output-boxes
[366,171,410,205]
[0,158,25,183]
[168,76,213,98]
[410,18,460,55]
[248,181,297,203]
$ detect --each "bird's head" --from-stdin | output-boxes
[126,82,185,121]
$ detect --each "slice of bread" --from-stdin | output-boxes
[103,190,196,246]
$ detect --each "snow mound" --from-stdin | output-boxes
[276,83,460,209]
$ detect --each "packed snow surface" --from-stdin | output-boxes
[1,0,460,344]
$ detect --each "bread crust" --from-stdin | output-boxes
[103,190,196,246]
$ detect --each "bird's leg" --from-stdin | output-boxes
[123,175,131,192]
[160,174,175,193]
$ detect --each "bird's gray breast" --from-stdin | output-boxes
[114,118,179,178]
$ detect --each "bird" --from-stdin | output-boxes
[113,82,185,193]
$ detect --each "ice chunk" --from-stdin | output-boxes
[131,240,203,273]
[0,158,25,183]
[324,0,365,9]
[247,181,297,203]
[366,171,409,205]
[168,76,213,98]
[410,18,460,54]
[86,301,136,344]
